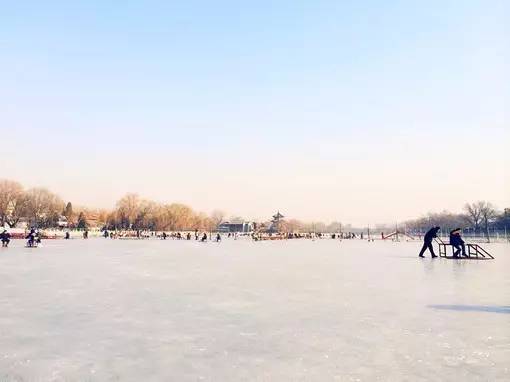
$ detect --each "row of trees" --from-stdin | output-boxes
[0,179,348,233]
[0,179,99,229]
[1,179,509,236]
[0,180,65,228]
[0,180,228,231]
[103,193,225,232]
[273,203,508,236]
[405,201,509,241]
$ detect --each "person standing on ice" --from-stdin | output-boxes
[450,228,467,258]
[418,226,440,258]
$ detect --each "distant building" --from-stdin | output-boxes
[217,221,255,233]
[268,211,284,233]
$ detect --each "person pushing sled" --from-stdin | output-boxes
[419,226,440,258]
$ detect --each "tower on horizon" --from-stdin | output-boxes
[269,211,284,233]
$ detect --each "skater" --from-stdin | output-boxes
[65,231,70,239]
[216,233,221,242]
[26,229,39,247]
[83,230,89,239]
[450,228,467,258]
[201,233,207,242]
[419,226,440,258]
[1,230,11,247]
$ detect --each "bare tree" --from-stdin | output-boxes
[210,210,225,230]
[0,179,27,227]
[133,200,158,230]
[479,201,498,242]
[286,218,304,233]
[116,193,141,228]
[152,203,195,231]
[157,204,178,231]
[326,221,342,233]
[192,212,209,230]
[172,204,194,230]
[202,216,216,233]
[97,209,109,228]
[464,202,484,231]
[6,193,29,228]
[24,187,64,227]
[314,222,327,233]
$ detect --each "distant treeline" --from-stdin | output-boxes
[0,179,508,235]
[0,179,222,231]
[0,180,68,229]
[404,202,509,240]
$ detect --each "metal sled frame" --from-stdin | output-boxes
[436,238,494,260]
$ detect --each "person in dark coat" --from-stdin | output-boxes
[450,228,467,258]
[26,228,38,247]
[419,226,440,258]
[1,230,11,247]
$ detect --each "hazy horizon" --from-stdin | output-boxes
[3,177,508,227]
[1,1,509,225]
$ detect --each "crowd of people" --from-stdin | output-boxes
[0,226,473,259]
[101,229,216,242]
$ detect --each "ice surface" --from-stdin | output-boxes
[0,239,509,381]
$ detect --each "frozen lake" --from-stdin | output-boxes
[0,238,509,381]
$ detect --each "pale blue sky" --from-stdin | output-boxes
[1,1,508,224]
